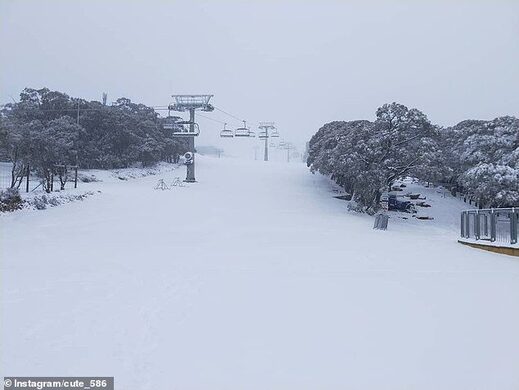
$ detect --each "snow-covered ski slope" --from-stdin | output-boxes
[2,156,519,390]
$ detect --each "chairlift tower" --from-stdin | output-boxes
[258,122,276,162]
[168,95,214,182]
[283,142,294,163]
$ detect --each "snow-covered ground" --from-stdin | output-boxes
[2,155,519,390]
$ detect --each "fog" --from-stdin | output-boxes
[1,0,518,152]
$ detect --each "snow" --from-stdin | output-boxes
[458,237,519,249]
[2,155,519,389]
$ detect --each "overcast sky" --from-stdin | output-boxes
[1,0,518,153]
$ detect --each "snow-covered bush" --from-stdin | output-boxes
[0,188,24,212]
[32,195,48,210]
[29,191,98,210]
[78,173,100,183]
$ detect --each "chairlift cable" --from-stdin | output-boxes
[197,112,227,125]
[213,106,244,122]
[213,106,258,127]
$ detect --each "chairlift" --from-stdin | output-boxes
[234,120,251,137]
[258,131,268,140]
[220,123,234,138]
[278,140,286,147]
[171,121,200,137]
[248,130,256,137]
[270,129,280,138]
[163,116,180,130]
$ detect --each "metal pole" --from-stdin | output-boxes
[264,126,269,162]
[185,108,196,182]
[465,213,470,238]
[77,100,80,125]
[475,212,480,240]
[74,166,78,189]
[511,209,518,245]
[490,210,496,242]
[26,164,30,193]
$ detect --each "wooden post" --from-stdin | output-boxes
[26,164,30,193]
[74,166,78,189]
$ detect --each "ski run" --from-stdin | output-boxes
[2,155,519,390]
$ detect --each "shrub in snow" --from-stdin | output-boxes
[33,195,48,210]
[347,201,365,214]
[0,188,24,212]
[78,174,99,183]
[47,196,61,206]
[28,191,97,210]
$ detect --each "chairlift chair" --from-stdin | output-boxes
[220,123,234,138]
[171,121,200,137]
[270,129,280,138]
[234,120,251,137]
[248,130,256,138]
[163,116,180,130]
[278,140,286,147]
[258,131,268,140]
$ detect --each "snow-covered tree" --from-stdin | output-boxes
[460,163,519,207]
[1,87,190,171]
[441,116,519,206]
[307,103,441,212]
[0,116,30,189]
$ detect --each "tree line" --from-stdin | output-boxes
[306,103,519,212]
[0,88,189,192]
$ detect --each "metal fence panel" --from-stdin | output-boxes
[461,208,518,246]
